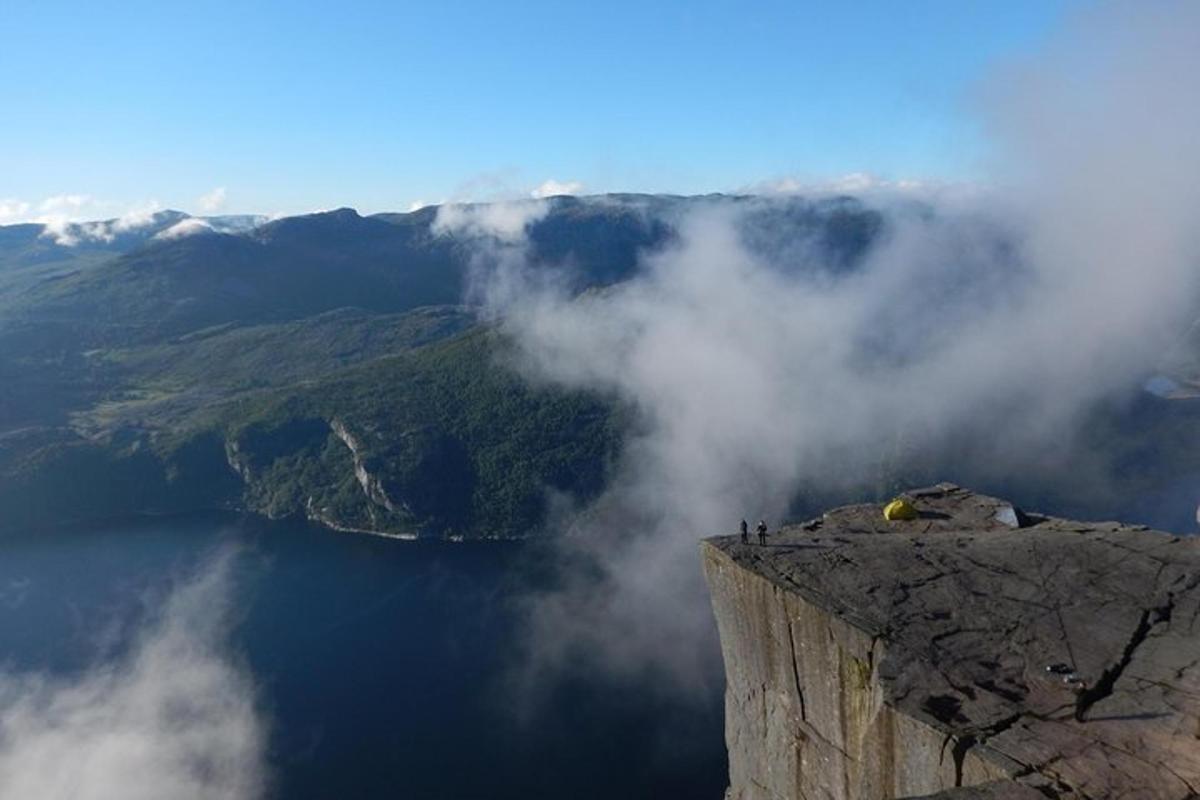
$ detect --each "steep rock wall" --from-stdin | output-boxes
[704,543,1007,799]
[702,484,1200,800]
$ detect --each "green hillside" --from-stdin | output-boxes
[0,316,625,538]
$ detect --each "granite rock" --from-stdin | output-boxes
[702,483,1200,799]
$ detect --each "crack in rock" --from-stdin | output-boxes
[1074,600,1173,722]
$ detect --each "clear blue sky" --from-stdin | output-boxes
[1,0,1082,218]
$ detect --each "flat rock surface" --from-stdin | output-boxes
[709,484,1200,799]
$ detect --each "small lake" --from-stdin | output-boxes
[0,514,727,799]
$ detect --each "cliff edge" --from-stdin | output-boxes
[701,483,1200,799]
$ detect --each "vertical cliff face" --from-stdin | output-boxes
[703,541,1010,799]
[702,484,1200,800]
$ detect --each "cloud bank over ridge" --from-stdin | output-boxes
[462,0,1200,694]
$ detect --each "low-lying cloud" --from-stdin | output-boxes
[0,546,269,800]
[0,199,32,224]
[35,200,166,246]
[531,179,585,199]
[198,186,228,213]
[745,172,933,197]
[155,217,216,240]
[433,199,550,244]
[466,0,1200,695]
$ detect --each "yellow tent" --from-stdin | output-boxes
[883,498,918,521]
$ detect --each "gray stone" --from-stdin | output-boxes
[902,782,1047,800]
[702,483,1200,800]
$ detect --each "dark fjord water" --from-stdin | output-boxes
[0,514,727,799]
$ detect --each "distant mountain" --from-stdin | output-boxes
[204,214,270,234]
[0,194,899,538]
[0,195,884,348]
[0,318,624,538]
[0,210,272,272]
[0,210,189,267]
[0,210,272,320]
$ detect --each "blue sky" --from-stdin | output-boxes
[1,0,1082,218]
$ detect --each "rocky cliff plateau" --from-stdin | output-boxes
[702,483,1200,799]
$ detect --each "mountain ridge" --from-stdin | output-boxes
[2,194,1197,539]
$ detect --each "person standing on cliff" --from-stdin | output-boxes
[757,519,768,545]
[740,519,749,544]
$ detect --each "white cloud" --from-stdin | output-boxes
[531,179,585,199]
[433,200,550,244]
[746,172,938,197]
[112,200,163,232]
[433,170,585,207]
[466,0,1200,698]
[206,215,270,234]
[38,194,93,214]
[36,218,91,247]
[33,199,166,246]
[155,218,215,240]
[0,546,269,800]
[0,199,31,224]
[35,195,103,243]
[198,187,227,213]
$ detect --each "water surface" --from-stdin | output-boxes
[0,514,726,799]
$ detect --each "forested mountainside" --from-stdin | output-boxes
[3,194,872,536]
[2,194,1198,537]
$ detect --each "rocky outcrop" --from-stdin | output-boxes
[702,483,1200,799]
[223,437,252,481]
[329,418,406,516]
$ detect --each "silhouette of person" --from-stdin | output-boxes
[740,519,749,544]
[757,519,768,546]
